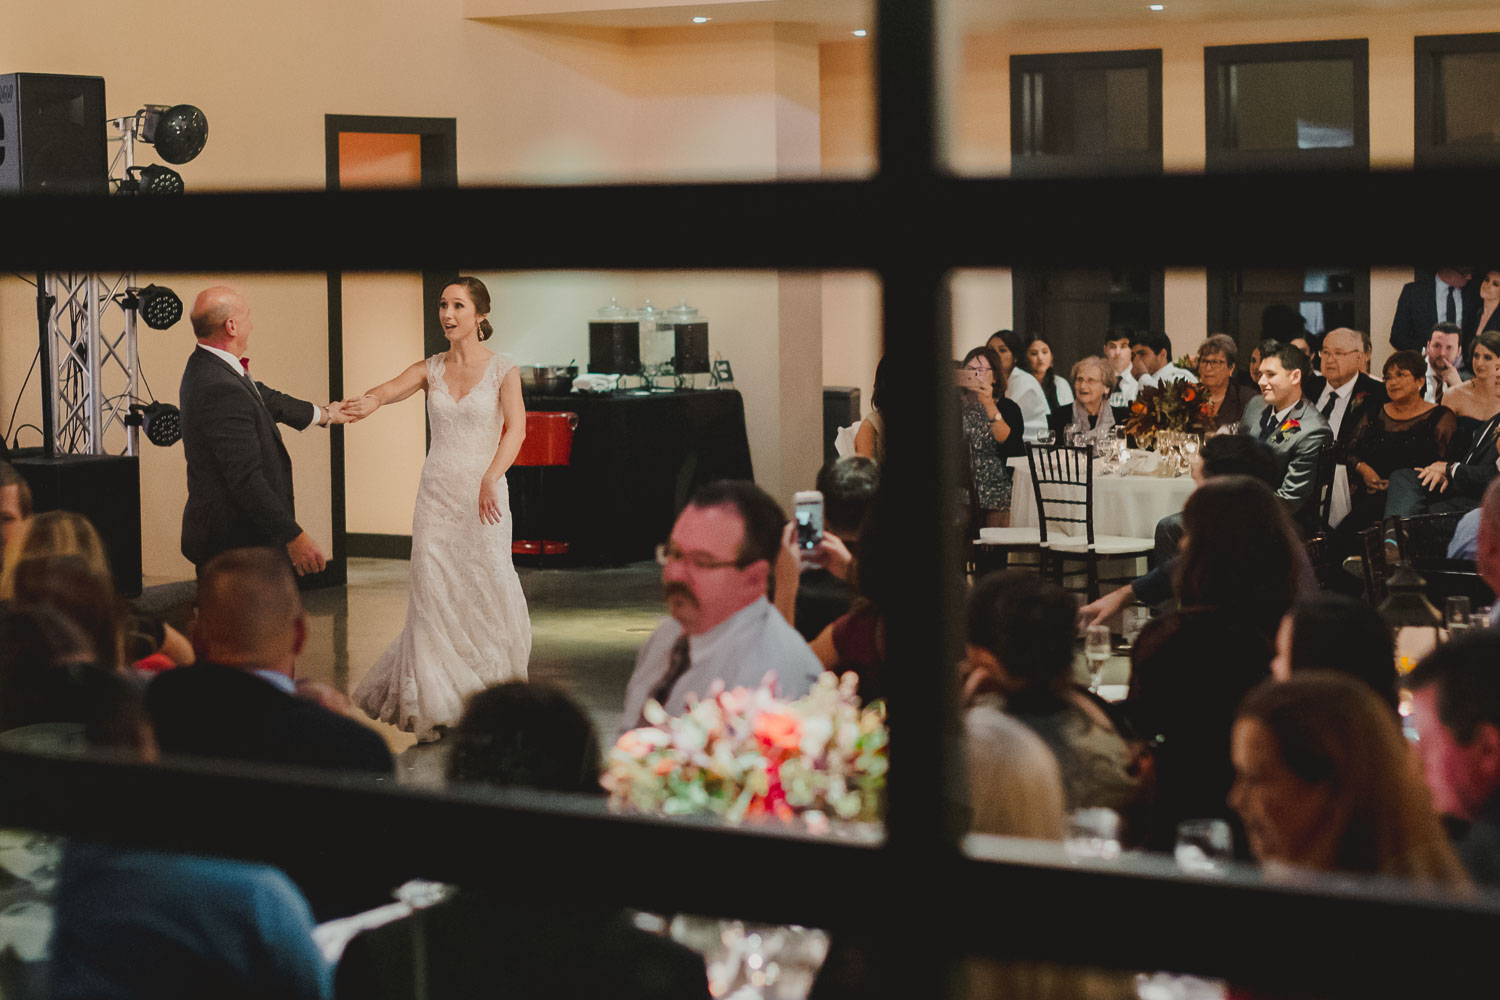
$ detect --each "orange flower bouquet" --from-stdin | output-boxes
[605,672,888,827]
[1122,377,1214,444]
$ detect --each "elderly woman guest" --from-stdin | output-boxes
[1339,349,1457,538]
[1231,672,1469,889]
[958,346,1025,528]
[1048,356,1115,442]
[1023,333,1072,411]
[987,330,1049,439]
[1197,334,1258,430]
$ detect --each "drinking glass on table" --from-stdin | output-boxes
[1084,624,1111,693]
[1174,819,1234,873]
[1447,596,1472,635]
[1065,807,1122,861]
[1120,605,1147,648]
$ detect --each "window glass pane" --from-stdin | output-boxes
[1226,267,1361,360]
[1228,59,1356,150]
[1025,66,1150,156]
[1438,51,1500,147]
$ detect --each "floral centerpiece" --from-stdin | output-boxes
[605,672,888,828]
[1123,377,1214,446]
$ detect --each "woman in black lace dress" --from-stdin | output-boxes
[1341,350,1457,537]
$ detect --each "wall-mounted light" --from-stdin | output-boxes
[853,30,868,37]
[1149,4,1165,10]
[693,16,710,23]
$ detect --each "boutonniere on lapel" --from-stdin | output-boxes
[1272,418,1302,444]
[1353,392,1369,407]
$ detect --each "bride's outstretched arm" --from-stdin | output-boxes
[478,367,527,525]
[343,360,428,421]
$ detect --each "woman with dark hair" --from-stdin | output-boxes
[345,277,533,742]
[1440,327,1500,434]
[957,345,1025,528]
[1340,349,1457,537]
[447,682,603,794]
[810,502,898,704]
[1126,475,1312,852]
[1474,268,1500,340]
[1023,333,1072,411]
[1270,594,1398,712]
[854,355,890,463]
[1231,673,1468,889]
[987,330,1049,439]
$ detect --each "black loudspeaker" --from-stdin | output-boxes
[823,386,862,465]
[673,322,710,374]
[0,73,108,195]
[11,455,142,597]
[589,321,641,375]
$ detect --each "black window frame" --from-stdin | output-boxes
[1009,48,1164,178]
[1207,266,1371,360]
[1415,32,1500,168]
[1012,265,1165,368]
[5,3,1500,994]
[1204,38,1370,172]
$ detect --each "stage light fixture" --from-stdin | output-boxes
[138,104,209,164]
[138,285,183,330]
[125,163,185,195]
[128,402,182,447]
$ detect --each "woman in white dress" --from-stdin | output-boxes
[345,277,532,741]
[987,330,1050,439]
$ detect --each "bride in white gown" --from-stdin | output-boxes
[346,277,532,741]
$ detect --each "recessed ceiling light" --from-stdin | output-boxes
[693,16,711,23]
[1149,4,1165,9]
[852,29,868,37]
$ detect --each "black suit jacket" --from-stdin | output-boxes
[179,348,317,566]
[1450,413,1500,500]
[147,663,394,775]
[1305,371,1388,452]
[1390,274,1481,352]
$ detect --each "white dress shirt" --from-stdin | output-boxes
[1005,368,1051,439]
[1425,360,1466,403]
[1436,274,1466,328]
[1109,368,1139,407]
[620,596,822,734]
[196,344,324,428]
[1317,376,1360,527]
[1138,362,1198,389]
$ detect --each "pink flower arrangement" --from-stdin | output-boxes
[604,672,888,826]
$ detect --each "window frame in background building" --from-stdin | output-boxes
[1010,48,1164,178]
[1415,32,1500,168]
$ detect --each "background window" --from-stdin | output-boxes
[1205,40,1369,171]
[1013,267,1165,371]
[1416,33,1500,166]
[1208,266,1370,364]
[1011,50,1162,177]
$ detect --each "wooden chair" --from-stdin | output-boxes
[1396,512,1495,607]
[1024,442,1155,603]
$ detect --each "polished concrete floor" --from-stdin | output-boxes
[298,557,667,786]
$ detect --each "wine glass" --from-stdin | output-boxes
[1084,624,1111,693]
[1065,807,1122,861]
[1175,818,1234,873]
[1446,596,1472,635]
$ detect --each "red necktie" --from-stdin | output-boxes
[239,356,250,376]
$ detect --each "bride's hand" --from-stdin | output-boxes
[478,478,503,525]
[343,394,380,421]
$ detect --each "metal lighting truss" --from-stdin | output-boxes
[39,113,152,456]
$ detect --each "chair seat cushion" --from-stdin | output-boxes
[1047,534,1155,556]
[975,527,1043,546]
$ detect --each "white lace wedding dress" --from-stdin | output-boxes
[354,352,532,739]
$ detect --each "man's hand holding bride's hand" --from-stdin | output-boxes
[341,394,380,422]
[478,477,504,525]
[322,400,352,425]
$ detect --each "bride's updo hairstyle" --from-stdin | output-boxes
[446,276,494,342]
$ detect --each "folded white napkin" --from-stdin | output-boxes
[1118,451,1160,477]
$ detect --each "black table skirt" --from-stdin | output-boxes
[507,389,754,564]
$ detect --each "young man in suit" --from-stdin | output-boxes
[1237,340,1333,532]
[179,285,347,575]
[1304,327,1388,529]
[1391,266,1479,353]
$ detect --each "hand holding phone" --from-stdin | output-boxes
[793,490,824,551]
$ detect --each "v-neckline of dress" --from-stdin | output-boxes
[437,353,496,404]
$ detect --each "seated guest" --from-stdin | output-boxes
[782,456,878,642]
[987,329,1049,439]
[1233,672,1469,889]
[1077,435,1281,624]
[1104,326,1138,406]
[1125,476,1311,851]
[1131,329,1196,389]
[810,503,894,705]
[1408,632,1500,886]
[0,460,32,557]
[0,606,110,743]
[1232,341,1264,390]
[963,701,1066,840]
[147,547,393,775]
[1425,322,1468,403]
[1436,328,1500,434]
[1305,327,1387,530]
[1023,333,1072,411]
[1337,350,1457,543]
[1238,339,1332,533]
[336,683,710,1000]
[1269,595,1398,711]
[621,481,821,732]
[965,571,1143,819]
[8,555,124,670]
[1195,334,1257,430]
[1048,355,1115,442]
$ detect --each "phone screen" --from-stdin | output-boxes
[794,494,824,550]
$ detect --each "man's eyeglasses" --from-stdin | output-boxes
[1320,348,1361,360]
[655,543,745,571]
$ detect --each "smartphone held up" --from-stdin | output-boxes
[793,490,824,551]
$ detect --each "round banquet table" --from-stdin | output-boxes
[1007,455,1196,538]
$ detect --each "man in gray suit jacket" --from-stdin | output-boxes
[1237,340,1332,532]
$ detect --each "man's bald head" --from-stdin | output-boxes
[194,547,305,670]
[190,286,256,357]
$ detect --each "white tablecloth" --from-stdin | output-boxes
[1008,456,1195,539]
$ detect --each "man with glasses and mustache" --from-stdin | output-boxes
[620,480,822,733]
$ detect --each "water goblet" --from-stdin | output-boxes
[1084,624,1111,693]
[1447,596,1472,636]
[1065,807,1122,861]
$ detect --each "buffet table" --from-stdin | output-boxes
[1007,455,1195,538]
[509,389,754,565]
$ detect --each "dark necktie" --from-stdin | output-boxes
[1434,378,1444,405]
[1320,391,1338,421]
[1446,286,1457,325]
[1259,407,1277,442]
[639,633,692,727]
